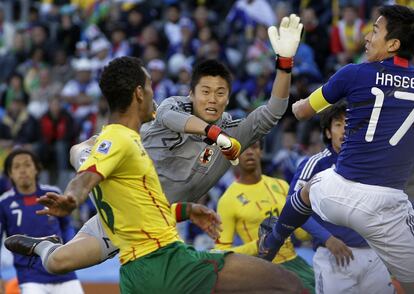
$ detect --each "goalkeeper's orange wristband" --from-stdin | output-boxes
[205,124,222,141]
[276,55,294,73]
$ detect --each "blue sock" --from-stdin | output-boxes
[264,189,313,248]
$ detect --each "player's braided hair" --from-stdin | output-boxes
[99,56,146,113]
[379,5,414,60]
[319,100,347,145]
[190,59,232,93]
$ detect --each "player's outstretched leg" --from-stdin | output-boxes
[215,253,304,293]
[5,232,106,274]
[41,232,108,274]
[258,187,313,261]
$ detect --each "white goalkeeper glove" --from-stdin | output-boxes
[268,14,303,72]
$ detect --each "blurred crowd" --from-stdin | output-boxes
[0,0,413,229]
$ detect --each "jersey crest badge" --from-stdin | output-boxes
[9,201,19,209]
[199,147,214,164]
[237,194,250,205]
[97,140,112,154]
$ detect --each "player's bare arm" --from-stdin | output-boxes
[293,85,332,120]
[36,171,102,217]
[292,99,316,120]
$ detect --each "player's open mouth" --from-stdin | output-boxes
[205,108,217,114]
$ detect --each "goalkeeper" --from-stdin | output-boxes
[7,15,304,277]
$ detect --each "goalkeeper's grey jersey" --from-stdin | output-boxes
[141,95,288,203]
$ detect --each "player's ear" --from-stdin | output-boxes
[325,129,332,140]
[189,90,194,102]
[387,38,400,54]
[134,86,144,103]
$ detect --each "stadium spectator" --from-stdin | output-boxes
[148,58,177,104]
[90,37,112,79]
[227,0,276,28]
[175,63,192,96]
[28,67,62,119]
[270,125,306,182]
[56,11,81,56]
[38,96,75,188]
[164,4,182,46]
[330,5,365,66]
[300,7,330,75]
[0,6,15,57]
[0,76,38,149]
[109,25,131,58]
[60,58,100,121]
[0,73,29,109]
[29,24,55,61]
[50,48,74,85]
[167,17,197,58]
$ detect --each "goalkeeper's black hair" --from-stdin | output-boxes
[319,100,347,145]
[99,56,146,113]
[190,59,232,93]
[379,5,414,59]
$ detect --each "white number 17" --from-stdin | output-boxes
[365,87,414,146]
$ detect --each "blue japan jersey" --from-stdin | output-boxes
[322,57,414,189]
[289,146,368,249]
[0,185,77,284]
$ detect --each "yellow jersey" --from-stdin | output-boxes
[215,175,310,264]
[79,124,181,265]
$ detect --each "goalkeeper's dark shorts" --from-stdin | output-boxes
[120,241,231,294]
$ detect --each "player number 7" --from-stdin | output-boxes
[365,87,414,146]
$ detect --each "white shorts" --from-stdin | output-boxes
[20,280,83,294]
[313,247,393,294]
[310,168,414,282]
[78,215,119,262]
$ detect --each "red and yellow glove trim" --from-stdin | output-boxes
[221,137,241,160]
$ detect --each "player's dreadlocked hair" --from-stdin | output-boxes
[319,100,347,145]
[99,56,146,113]
[379,5,414,60]
[190,59,232,93]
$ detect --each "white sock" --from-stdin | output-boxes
[34,241,61,273]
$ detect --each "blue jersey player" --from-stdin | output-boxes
[258,5,414,293]
[290,102,394,294]
[0,149,83,294]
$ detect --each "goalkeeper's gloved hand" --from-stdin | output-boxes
[268,13,303,73]
[205,125,241,165]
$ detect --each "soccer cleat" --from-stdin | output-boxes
[257,216,284,261]
[5,234,62,257]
